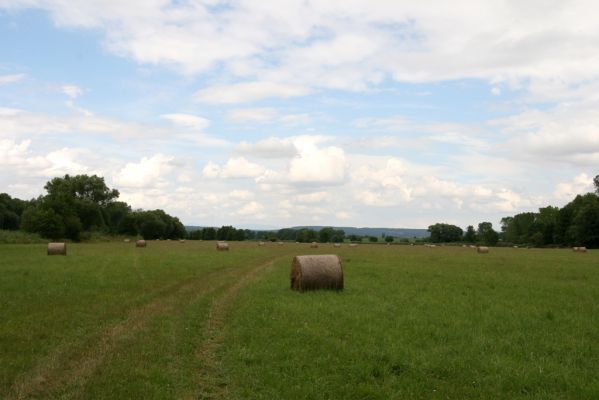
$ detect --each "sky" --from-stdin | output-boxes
[0,1,598,230]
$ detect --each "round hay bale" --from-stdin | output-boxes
[179,239,186,243]
[216,242,229,251]
[47,242,66,256]
[333,243,341,248]
[310,242,319,248]
[278,242,284,246]
[258,241,265,246]
[290,255,343,292]
[136,240,147,247]
[349,243,358,247]
[477,246,489,254]
[123,238,131,243]
[573,246,587,253]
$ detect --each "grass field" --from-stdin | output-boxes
[1,242,598,399]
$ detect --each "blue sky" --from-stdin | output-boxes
[1,1,597,229]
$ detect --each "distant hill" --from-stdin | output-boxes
[185,225,429,238]
[290,226,428,238]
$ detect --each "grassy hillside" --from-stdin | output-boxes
[1,242,597,399]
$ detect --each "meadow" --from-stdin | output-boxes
[1,242,598,399]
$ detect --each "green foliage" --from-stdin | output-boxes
[0,193,28,230]
[428,223,463,243]
[384,236,394,243]
[318,227,345,243]
[463,225,476,242]
[368,236,378,242]
[477,222,499,246]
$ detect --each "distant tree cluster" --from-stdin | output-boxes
[187,226,253,241]
[3,174,185,241]
[426,174,599,248]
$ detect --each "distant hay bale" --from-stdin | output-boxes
[333,243,341,248]
[469,245,476,248]
[477,246,489,253]
[136,240,146,248]
[179,239,185,243]
[573,246,587,253]
[310,242,319,248]
[47,242,66,256]
[216,241,229,251]
[290,255,343,292]
[123,239,131,243]
[259,241,265,246]
[278,242,284,246]
[349,243,358,247]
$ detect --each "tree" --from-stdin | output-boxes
[368,236,378,242]
[427,223,463,243]
[594,174,599,194]
[385,236,394,243]
[21,206,65,239]
[463,225,476,243]
[137,212,166,240]
[477,222,499,246]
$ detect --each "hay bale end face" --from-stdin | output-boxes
[136,240,147,248]
[216,242,229,251]
[477,246,489,253]
[47,242,66,256]
[290,255,343,292]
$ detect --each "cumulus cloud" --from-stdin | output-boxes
[203,157,266,179]
[554,173,594,201]
[287,141,346,184]
[114,154,176,188]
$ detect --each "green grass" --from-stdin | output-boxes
[1,243,598,399]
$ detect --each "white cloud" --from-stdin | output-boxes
[295,191,329,204]
[288,142,346,184]
[62,85,82,99]
[554,173,594,201]
[236,201,264,216]
[227,107,277,123]
[203,157,266,179]
[228,189,254,201]
[194,81,311,104]
[161,113,210,130]
[235,137,298,159]
[114,154,175,188]
[0,73,25,85]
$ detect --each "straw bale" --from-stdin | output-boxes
[290,254,343,292]
[216,241,229,251]
[47,242,66,256]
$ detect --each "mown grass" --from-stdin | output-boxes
[221,246,599,399]
[1,243,598,399]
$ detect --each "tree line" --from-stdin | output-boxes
[0,174,185,240]
[427,175,599,248]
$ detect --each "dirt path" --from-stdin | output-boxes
[186,257,283,400]
[6,263,256,400]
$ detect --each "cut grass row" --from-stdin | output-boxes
[1,243,598,399]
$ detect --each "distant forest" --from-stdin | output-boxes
[1,174,598,247]
[427,175,599,248]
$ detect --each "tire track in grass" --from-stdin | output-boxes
[188,256,284,400]
[7,266,246,400]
